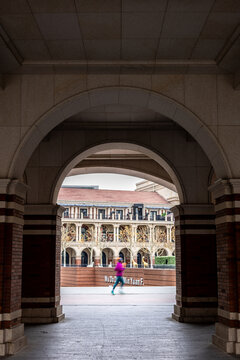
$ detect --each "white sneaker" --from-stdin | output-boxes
[119,288,125,294]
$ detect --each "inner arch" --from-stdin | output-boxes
[51,142,185,204]
[68,167,176,192]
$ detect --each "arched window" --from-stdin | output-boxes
[81,251,88,267]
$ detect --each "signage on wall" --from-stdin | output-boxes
[104,275,144,286]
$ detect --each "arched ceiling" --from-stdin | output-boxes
[58,104,179,129]
[1,1,240,84]
[67,148,177,192]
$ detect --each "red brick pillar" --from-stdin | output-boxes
[75,257,81,266]
[94,256,100,266]
[172,204,217,323]
[210,180,240,355]
[22,205,65,324]
[0,180,27,355]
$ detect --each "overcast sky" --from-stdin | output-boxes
[62,173,144,191]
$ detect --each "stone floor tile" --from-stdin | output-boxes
[3,288,236,359]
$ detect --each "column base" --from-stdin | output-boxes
[0,324,26,356]
[22,305,65,324]
[212,322,240,355]
[172,304,217,323]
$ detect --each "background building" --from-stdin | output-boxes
[135,180,179,205]
[58,186,175,268]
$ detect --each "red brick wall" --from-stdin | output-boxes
[0,193,24,328]
[61,267,176,287]
[173,207,218,316]
[22,212,62,308]
[215,194,240,328]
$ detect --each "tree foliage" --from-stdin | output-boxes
[137,225,149,242]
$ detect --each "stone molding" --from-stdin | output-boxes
[209,179,240,224]
[22,296,60,303]
[0,309,21,322]
[176,295,217,303]
[173,304,217,323]
[218,309,240,321]
[0,179,28,199]
[172,204,215,235]
[209,178,240,199]
[213,322,240,355]
[0,324,26,356]
[22,305,64,324]
[0,216,24,225]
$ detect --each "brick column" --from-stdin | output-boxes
[0,179,27,355]
[94,256,100,266]
[22,205,65,324]
[172,204,217,323]
[210,179,240,355]
[75,257,81,266]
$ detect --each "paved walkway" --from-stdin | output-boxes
[5,287,236,359]
[61,286,176,306]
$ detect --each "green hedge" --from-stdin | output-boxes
[155,256,175,265]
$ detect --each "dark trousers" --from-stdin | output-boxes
[113,276,124,290]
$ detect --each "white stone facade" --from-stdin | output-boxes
[59,199,175,268]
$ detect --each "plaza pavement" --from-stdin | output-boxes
[4,287,235,360]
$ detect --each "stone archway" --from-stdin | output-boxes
[9,87,231,182]
[51,142,185,204]
[18,86,224,353]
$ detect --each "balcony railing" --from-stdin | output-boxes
[62,239,172,245]
[63,214,173,222]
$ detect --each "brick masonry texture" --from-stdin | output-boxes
[61,267,176,287]
[175,214,217,309]
[0,194,24,329]
[22,214,62,308]
[215,194,240,327]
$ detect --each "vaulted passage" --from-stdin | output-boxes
[1,1,240,357]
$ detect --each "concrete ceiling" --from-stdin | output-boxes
[1,0,240,77]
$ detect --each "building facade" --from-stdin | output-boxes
[58,186,175,268]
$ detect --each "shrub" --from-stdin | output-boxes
[155,256,175,265]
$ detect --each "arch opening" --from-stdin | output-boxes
[52,142,185,204]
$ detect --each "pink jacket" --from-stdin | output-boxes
[114,262,125,277]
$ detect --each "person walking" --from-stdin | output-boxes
[111,257,125,295]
